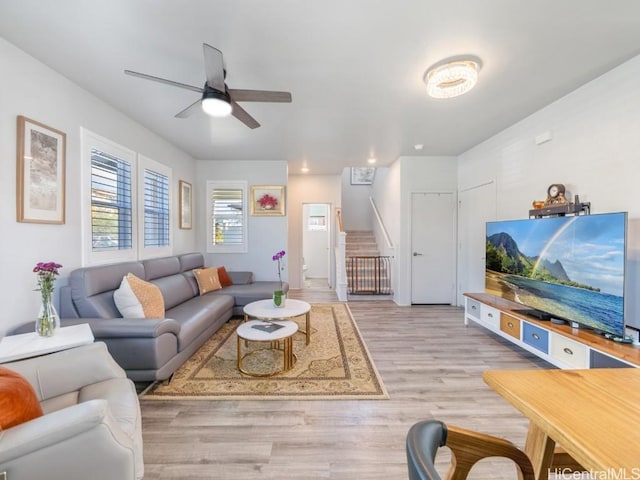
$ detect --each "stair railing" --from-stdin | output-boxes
[347,255,392,295]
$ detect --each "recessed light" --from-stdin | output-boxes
[414,144,424,151]
[367,157,377,164]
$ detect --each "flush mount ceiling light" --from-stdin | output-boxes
[201,88,233,117]
[424,60,479,99]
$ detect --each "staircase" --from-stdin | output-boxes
[345,231,392,296]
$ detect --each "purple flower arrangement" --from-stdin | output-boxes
[272,250,286,292]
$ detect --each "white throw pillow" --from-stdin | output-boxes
[113,273,165,318]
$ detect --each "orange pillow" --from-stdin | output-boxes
[193,267,223,294]
[0,366,43,429]
[217,266,233,287]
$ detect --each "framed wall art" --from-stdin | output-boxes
[350,167,376,185]
[179,180,192,229]
[16,116,66,224]
[250,185,285,216]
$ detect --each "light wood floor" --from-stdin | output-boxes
[140,288,551,479]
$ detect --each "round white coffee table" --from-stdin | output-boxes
[236,320,298,376]
[243,299,312,345]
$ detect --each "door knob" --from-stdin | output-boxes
[413,252,423,256]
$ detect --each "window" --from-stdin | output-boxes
[139,155,171,258]
[90,149,133,251]
[82,129,173,264]
[207,181,247,253]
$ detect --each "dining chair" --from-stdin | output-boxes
[406,420,535,480]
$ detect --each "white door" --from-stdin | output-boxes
[457,182,496,305]
[302,204,331,287]
[411,192,456,304]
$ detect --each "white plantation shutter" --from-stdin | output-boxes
[82,128,174,264]
[143,168,170,247]
[90,148,133,251]
[207,181,248,253]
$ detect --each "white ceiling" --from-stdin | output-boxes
[2,1,640,175]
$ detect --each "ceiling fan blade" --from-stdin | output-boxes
[124,70,203,94]
[175,99,202,119]
[229,89,292,103]
[231,101,260,129]
[203,44,226,92]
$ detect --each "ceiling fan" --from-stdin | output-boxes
[124,43,292,129]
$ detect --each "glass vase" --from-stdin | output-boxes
[36,296,60,337]
[273,290,286,308]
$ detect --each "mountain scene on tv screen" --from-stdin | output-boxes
[484,215,626,336]
[486,232,599,291]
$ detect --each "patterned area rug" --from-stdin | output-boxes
[141,303,388,400]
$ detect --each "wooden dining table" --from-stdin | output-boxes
[483,368,640,479]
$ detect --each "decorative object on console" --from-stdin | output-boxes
[16,116,66,224]
[33,261,62,337]
[250,185,285,216]
[544,183,567,206]
[272,250,286,308]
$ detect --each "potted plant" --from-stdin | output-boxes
[272,250,286,307]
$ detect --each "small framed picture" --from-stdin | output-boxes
[250,185,286,216]
[350,167,375,185]
[16,116,66,224]
[179,180,192,229]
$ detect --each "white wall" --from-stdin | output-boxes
[195,160,288,282]
[397,156,458,305]
[0,38,197,336]
[458,54,640,330]
[340,168,373,231]
[287,175,342,288]
[371,156,457,305]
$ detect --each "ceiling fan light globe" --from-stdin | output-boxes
[202,97,232,117]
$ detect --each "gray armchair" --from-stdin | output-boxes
[0,342,143,480]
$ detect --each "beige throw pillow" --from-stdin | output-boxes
[193,267,222,295]
[114,273,165,318]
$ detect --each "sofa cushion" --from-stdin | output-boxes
[178,252,204,272]
[210,281,286,307]
[151,274,196,310]
[79,377,140,441]
[166,294,235,350]
[216,266,233,287]
[70,261,145,318]
[114,274,165,319]
[0,366,44,429]
[143,256,181,281]
[193,267,223,294]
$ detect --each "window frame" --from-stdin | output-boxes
[206,180,248,253]
[138,155,172,259]
[81,128,174,265]
[82,129,138,265]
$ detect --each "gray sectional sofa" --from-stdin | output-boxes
[55,252,288,381]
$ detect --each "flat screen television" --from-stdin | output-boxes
[485,212,627,338]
